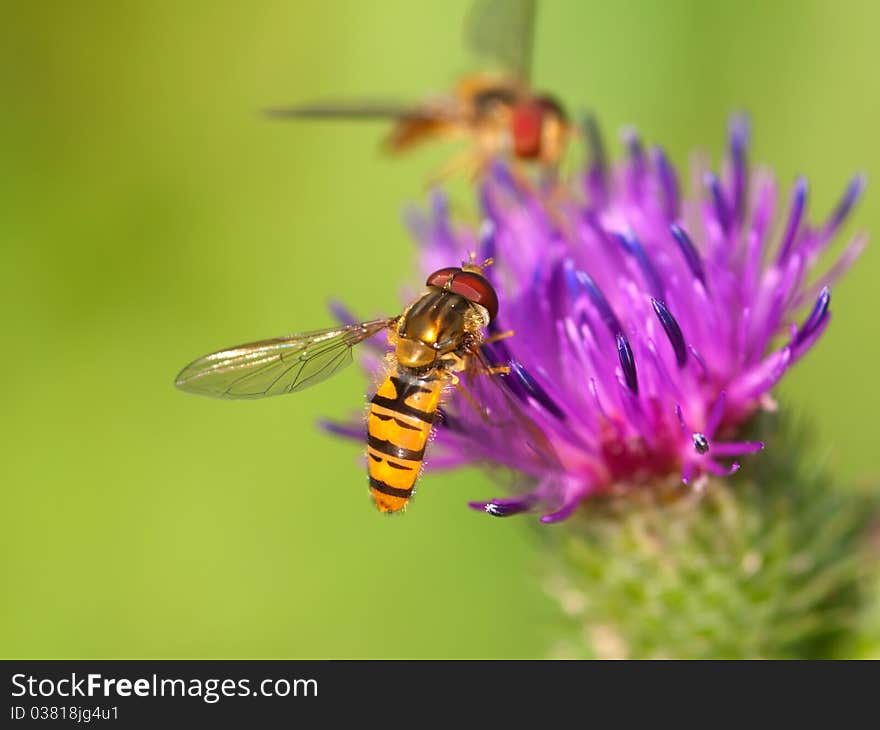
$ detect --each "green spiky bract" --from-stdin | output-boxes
[542,413,879,659]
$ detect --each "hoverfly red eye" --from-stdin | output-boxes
[511,102,543,160]
[425,266,498,322]
[425,267,460,290]
[511,96,569,161]
[449,271,498,322]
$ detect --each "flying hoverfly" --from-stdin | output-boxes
[175,261,526,513]
[265,0,570,179]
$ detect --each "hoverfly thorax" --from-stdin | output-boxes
[396,291,470,369]
[471,81,519,119]
[394,265,497,371]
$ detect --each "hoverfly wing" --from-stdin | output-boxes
[264,99,461,154]
[264,100,436,121]
[175,318,396,400]
[464,0,536,84]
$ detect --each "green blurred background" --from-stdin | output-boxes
[1,0,877,658]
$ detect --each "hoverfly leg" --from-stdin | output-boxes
[448,371,495,426]
[507,163,535,192]
[483,329,514,344]
[464,252,495,272]
[539,163,560,192]
[483,365,511,376]
[428,149,486,186]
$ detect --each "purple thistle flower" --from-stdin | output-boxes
[329,116,867,523]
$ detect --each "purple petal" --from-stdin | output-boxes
[706,391,728,438]
[616,231,664,299]
[777,177,808,263]
[824,173,866,234]
[582,113,608,205]
[793,286,830,348]
[616,333,639,395]
[670,224,707,287]
[318,419,363,441]
[705,172,732,234]
[328,299,358,326]
[652,146,680,220]
[540,499,581,524]
[469,497,534,517]
[709,440,764,456]
[728,113,750,222]
[651,298,688,367]
[509,361,567,421]
[705,460,741,477]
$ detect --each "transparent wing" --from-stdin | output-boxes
[175,318,395,400]
[264,99,457,122]
[464,0,536,82]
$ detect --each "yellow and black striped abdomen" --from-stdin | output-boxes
[367,371,442,512]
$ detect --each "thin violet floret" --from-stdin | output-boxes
[327,117,866,522]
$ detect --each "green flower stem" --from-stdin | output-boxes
[542,414,879,659]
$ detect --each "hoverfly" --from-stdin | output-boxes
[175,261,514,513]
[265,0,570,180]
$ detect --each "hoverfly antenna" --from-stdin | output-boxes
[462,253,494,273]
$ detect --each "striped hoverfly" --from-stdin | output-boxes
[175,260,541,514]
[266,0,571,180]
